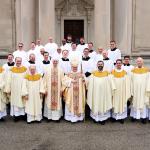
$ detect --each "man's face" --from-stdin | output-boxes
[15,58,22,67]
[62,51,68,58]
[53,60,58,66]
[18,44,23,50]
[49,37,53,43]
[97,62,104,71]
[116,61,122,69]
[8,55,13,62]
[57,48,61,54]
[72,44,77,50]
[67,36,72,42]
[80,38,84,44]
[110,42,116,49]
[136,59,143,68]
[98,48,103,53]
[102,51,108,58]
[36,40,41,45]
[30,67,36,75]
[83,49,89,57]
[40,48,45,55]
[88,43,93,49]
[124,58,130,64]
[72,66,78,72]
[62,39,66,45]
[31,43,35,49]
[29,54,35,62]
[44,53,49,60]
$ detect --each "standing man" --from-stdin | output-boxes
[3,54,15,72]
[43,57,64,122]
[63,60,86,123]
[22,65,45,123]
[69,43,82,62]
[81,48,95,77]
[42,52,51,73]
[5,57,27,122]
[130,57,150,124]
[88,42,97,60]
[76,37,88,53]
[111,59,131,124]
[102,50,114,72]
[0,66,7,121]
[122,55,134,74]
[45,37,58,58]
[108,40,121,64]
[13,43,27,66]
[59,50,71,75]
[87,61,116,124]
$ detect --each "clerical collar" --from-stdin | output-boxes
[43,60,50,64]
[123,63,130,66]
[89,50,94,53]
[111,47,117,51]
[66,40,72,43]
[80,43,85,45]
[82,56,90,61]
[103,57,109,60]
[7,62,15,66]
[28,60,35,64]
[62,58,69,61]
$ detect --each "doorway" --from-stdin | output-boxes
[64,20,84,43]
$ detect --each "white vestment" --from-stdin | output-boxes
[107,48,121,63]
[45,42,58,57]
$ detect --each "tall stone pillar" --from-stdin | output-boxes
[38,0,55,44]
[94,0,111,50]
[113,0,132,55]
[15,0,36,50]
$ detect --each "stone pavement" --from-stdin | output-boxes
[0,117,150,150]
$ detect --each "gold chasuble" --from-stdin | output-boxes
[0,67,7,112]
[63,72,86,116]
[131,67,150,110]
[111,69,131,114]
[22,74,45,117]
[87,71,116,115]
[5,66,27,108]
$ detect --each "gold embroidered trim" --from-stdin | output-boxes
[92,71,110,77]
[0,67,4,73]
[25,74,41,81]
[11,66,27,73]
[51,68,58,111]
[111,70,126,78]
[131,67,149,74]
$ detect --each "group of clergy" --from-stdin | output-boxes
[0,36,150,125]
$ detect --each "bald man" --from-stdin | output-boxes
[102,50,114,72]
[130,57,150,124]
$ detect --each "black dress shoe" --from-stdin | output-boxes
[14,116,19,122]
[141,119,147,124]
[119,119,124,124]
[131,118,136,122]
[46,119,52,123]
[93,119,99,123]
[110,118,116,123]
[100,121,105,125]
[0,118,5,122]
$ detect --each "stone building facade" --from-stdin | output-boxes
[0,0,150,58]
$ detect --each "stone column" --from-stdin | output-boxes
[94,0,111,50]
[15,0,36,50]
[38,0,55,44]
[113,0,132,55]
